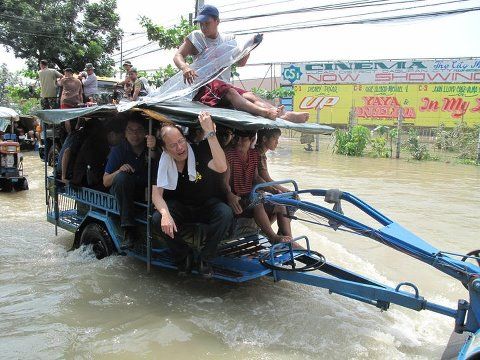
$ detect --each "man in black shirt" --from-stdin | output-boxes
[103,115,157,249]
[152,111,233,277]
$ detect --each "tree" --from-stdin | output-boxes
[0,63,39,115]
[0,0,121,76]
[140,17,196,52]
[140,16,197,86]
[0,63,18,106]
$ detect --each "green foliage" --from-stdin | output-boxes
[0,64,18,105]
[406,128,430,160]
[0,0,121,75]
[140,16,197,50]
[147,65,178,87]
[434,122,479,160]
[389,128,399,140]
[0,64,40,115]
[370,137,389,158]
[251,87,295,101]
[139,16,197,86]
[12,98,40,116]
[334,125,370,156]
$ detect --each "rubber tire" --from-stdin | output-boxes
[0,179,13,192]
[14,178,28,191]
[79,223,115,260]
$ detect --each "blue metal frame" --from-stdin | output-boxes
[45,171,480,356]
[252,180,480,339]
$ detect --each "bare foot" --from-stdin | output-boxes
[268,234,292,244]
[263,107,279,120]
[280,111,309,123]
[277,105,286,117]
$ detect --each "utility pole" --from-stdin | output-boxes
[119,36,123,80]
[396,107,403,159]
[315,107,320,152]
[476,127,480,165]
[195,0,204,17]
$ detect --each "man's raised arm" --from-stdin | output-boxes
[198,111,227,173]
[173,38,199,85]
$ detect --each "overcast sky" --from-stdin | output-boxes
[2,0,480,79]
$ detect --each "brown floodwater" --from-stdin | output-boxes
[0,140,479,359]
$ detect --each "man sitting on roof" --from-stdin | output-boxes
[152,111,233,277]
[173,4,309,123]
[116,60,134,97]
[128,67,150,101]
[103,113,157,250]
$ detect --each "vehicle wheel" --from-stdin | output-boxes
[14,178,29,191]
[79,223,115,259]
[0,179,13,192]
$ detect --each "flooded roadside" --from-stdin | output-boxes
[0,144,479,359]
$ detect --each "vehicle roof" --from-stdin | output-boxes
[35,100,334,135]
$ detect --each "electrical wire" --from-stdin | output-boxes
[221,0,294,14]
[226,0,472,35]
[230,5,480,35]
[112,41,155,58]
[123,46,163,61]
[221,0,408,22]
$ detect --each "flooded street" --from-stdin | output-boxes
[1,140,479,359]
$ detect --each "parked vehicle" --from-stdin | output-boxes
[0,107,28,192]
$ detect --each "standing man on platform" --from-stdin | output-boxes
[79,63,98,103]
[38,59,63,109]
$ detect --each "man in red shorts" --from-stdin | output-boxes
[173,5,309,123]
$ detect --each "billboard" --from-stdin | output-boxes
[292,83,480,127]
[281,58,480,127]
[281,58,480,85]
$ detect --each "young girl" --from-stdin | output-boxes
[256,128,291,194]
[225,130,292,244]
[256,128,297,239]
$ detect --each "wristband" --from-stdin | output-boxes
[203,130,216,140]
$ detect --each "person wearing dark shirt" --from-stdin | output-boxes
[71,119,109,190]
[152,111,233,277]
[57,119,85,182]
[103,115,157,249]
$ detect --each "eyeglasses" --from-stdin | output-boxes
[126,127,145,135]
[166,138,187,150]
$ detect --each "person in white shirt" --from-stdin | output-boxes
[174,5,309,123]
[79,63,98,102]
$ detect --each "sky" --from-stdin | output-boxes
[1,0,480,80]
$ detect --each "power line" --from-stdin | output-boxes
[0,28,64,39]
[226,0,472,35]
[217,0,277,9]
[220,0,294,14]
[123,47,163,61]
[221,0,401,22]
[231,5,480,35]
[112,41,155,57]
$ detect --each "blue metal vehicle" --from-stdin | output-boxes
[37,102,480,359]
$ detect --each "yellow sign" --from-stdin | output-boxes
[293,83,480,127]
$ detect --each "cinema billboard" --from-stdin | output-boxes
[281,58,480,127]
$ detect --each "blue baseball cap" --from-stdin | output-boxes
[194,5,219,23]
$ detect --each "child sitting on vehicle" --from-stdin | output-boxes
[224,129,292,244]
[255,128,293,237]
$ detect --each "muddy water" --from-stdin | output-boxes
[0,143,479,359]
